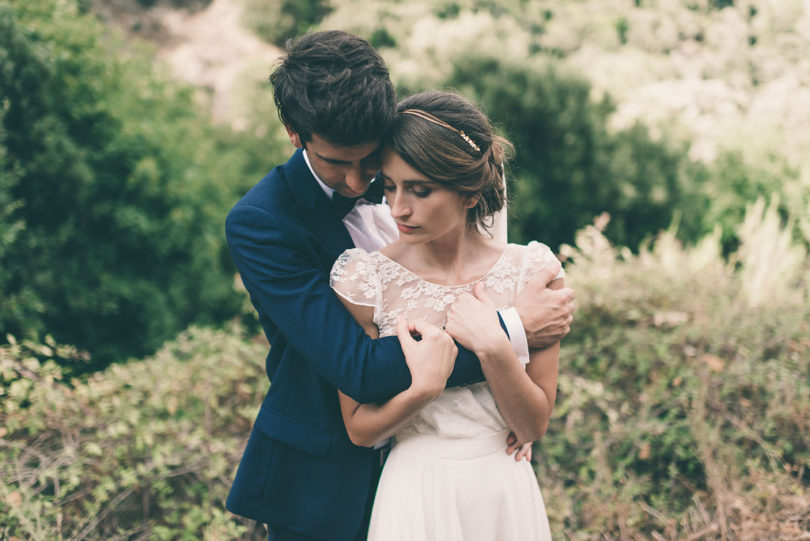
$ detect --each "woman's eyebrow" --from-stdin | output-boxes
[380,177,434,186]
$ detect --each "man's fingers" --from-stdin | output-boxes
[506,432,520,454]
[536,260,562,286]
[515,444,532,462]
[472,282,494,306]
[559,286,575,303]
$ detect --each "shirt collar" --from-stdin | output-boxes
[303,148,383,207]
[302,149,336,199]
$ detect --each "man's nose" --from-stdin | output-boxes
[345,167,371,194]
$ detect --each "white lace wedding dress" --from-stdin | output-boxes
[330,241,562,541]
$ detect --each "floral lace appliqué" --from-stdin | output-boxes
[329,241,563,439]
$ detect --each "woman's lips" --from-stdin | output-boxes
[397,223,419,233]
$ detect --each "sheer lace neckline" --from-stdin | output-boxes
[373,244,511,288]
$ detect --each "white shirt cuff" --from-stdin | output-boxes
[499,307,530,367]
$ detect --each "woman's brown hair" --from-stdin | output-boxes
[386,90,513,232]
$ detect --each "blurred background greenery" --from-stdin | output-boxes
[1,0,808,539]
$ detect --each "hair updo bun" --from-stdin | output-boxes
[386,91,513,233]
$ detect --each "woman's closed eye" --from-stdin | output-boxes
[383,182,432,198]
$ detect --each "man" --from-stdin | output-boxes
[225,31,574,541]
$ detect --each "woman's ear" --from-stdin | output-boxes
[285,125,302,148]
[464,194,481,209]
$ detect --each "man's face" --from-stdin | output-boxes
[288,130,382,198]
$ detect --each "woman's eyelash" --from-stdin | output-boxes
[381,184,431,197]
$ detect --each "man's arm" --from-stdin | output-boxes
[225,203,487,404]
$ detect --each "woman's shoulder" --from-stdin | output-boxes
[330,248,382,307]
[506,240,555,259]
[331,248,379,279]
[506,241,565,280]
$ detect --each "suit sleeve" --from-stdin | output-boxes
[226,204,487,404]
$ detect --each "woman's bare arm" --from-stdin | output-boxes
[336,296,456,447]
[445,280,562,444]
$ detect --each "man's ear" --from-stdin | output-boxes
[285,125,303,148]
[465,194,481,209]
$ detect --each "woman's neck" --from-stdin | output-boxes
[387,229,504,286]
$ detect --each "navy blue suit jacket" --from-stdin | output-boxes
[224,149,488,539]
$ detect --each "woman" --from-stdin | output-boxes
[330,91,562,540]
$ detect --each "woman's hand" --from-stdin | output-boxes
[396,317,457,400]
[445,282,511,358]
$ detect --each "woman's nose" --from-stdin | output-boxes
[389,192,410,218]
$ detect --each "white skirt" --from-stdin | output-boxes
[367,430,552,541]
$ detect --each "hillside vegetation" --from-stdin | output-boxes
[1,0,808,539]
[2,208,808,539]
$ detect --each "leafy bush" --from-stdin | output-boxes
[0,0,261,367]
[538,206,809,538]
[442,55,710,251]
[0,326,269,540]
[242,0,333,46]
[2,206,807,539]
[699,150,809,254]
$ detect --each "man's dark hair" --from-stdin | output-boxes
[270,31,397,146]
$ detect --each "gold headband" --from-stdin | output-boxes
[401,109,481,152]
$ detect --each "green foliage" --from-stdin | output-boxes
[700,151,809,253]
[538,209,810,538]
[242,0,333,46]
[0,0,260,367]
[324,0,809,251]
[2,211,807,539]
[0,326,269,540]
[368,27,397,49]
[441,55,709,250]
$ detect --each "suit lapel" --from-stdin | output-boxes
[282,149,355,258]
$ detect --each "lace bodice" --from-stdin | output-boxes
[330,241,564,439]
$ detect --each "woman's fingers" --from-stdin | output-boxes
[396,316,414,346]
[408,318,442,338]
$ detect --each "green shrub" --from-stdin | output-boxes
[2,206,807,539]
[0,0,260,368]
[441,55,710,251]
[538,207,809,538]
[0,326,269,540]
[242,0,332,46]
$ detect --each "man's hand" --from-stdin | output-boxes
[513,263,574,349]
[506,431,533,462]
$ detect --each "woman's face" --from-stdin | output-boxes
[380,147,474,245]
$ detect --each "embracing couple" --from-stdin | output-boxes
[225,30,575,541]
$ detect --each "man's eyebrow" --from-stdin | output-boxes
[315,148,379,165]
[315,153,351,165]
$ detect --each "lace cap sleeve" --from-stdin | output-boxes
[518,241,565,290]
[329,248,380,308]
